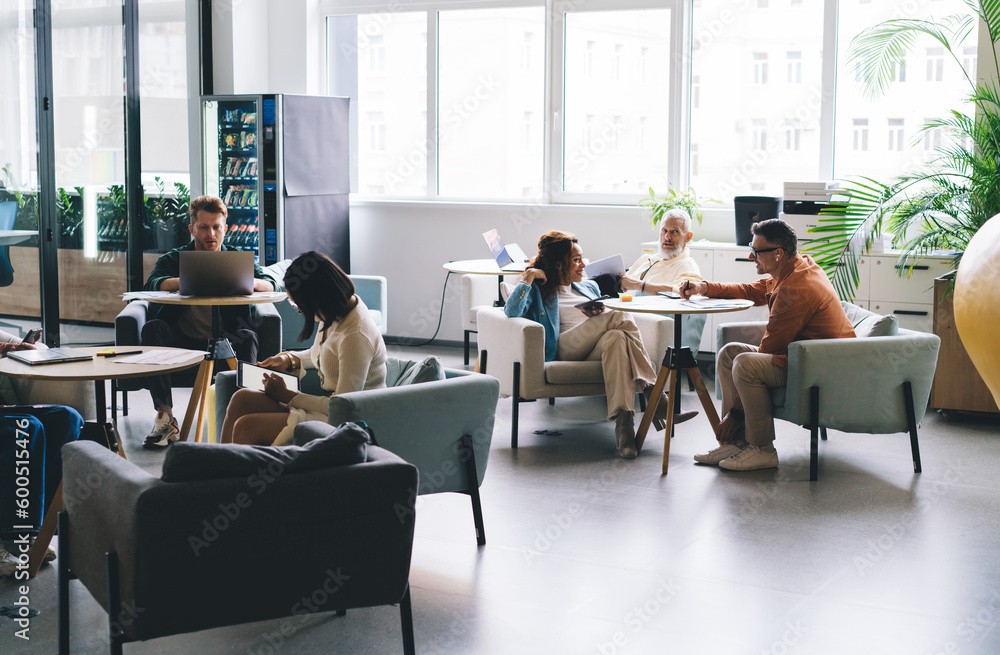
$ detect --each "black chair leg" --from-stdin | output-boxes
[400,585,416,655]
[809,386,820,482]
[110,381,117,422]
[480,350,488,375]
[903,381,922,473]
[637,392,646,412]
[58,512,71,655]
[511,362,520,449]
[106,552,124,655]
[820,427,828,441]
[122,388,128,417]
[548,397,554,406]
[464,330,472,366]
[461,434,486,546]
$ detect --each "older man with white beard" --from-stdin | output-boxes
[619,208,704,425]
[620,209,703,296]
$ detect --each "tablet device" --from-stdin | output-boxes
[573,295,612,310]
[237,361,301,392]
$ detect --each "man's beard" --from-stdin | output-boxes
[657,241,684,261]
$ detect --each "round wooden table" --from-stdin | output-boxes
[0,345,204,576]
[443,259,527,305]
[605,296,754,474]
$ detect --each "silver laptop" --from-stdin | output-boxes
[8,347,92,366]
[179,251,255,296]
[483,229,529,271]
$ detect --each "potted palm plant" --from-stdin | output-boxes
[805,0,1000,413]
[805,1,998,300]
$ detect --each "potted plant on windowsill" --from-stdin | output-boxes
[637,185,718,228]
[805,0,1000,414]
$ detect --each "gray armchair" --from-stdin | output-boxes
[716,301,941,481]
[214,358,500,546]
[58,437,418,655]
[112,299,281,418]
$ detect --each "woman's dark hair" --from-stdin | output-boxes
[283,251,356,342]
[529,230,578,300]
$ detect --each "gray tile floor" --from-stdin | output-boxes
[3,343,1000,654]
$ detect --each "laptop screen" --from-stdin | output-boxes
[178,251,255,296]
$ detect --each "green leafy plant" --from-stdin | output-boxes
[806,2,997,299]
[637,186,719,228]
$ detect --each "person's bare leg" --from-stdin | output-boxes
[220,389,286,443]
[232,413,292,446]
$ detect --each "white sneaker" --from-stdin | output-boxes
[693,442,746,466]
[144,411,179,449]
[719,445,779,471]
[0,540,19,577]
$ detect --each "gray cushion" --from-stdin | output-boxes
[387,356,445,387]
[161,421,370,482]
[841,301,898,338]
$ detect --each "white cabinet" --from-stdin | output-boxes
[685,241,954,353]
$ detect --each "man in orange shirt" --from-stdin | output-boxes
[680,218,855,471]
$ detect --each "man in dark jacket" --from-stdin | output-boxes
[141,195,276,448]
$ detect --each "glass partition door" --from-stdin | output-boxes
[0,0,42,340]
[51,0,127,345]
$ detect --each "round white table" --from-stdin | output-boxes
[443,259,527,305]
[605,295,754,474]
[0,229,34,246]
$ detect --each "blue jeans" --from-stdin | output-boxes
[0,405,84,534]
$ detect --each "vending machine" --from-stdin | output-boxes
[201,94,350,269]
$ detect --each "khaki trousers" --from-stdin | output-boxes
[717,342,788,448]
[556,310,657,419]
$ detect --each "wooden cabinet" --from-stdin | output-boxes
[929,277,999,414]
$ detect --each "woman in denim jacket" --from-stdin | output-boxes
[504,230,671,459]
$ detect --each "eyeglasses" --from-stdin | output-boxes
[749,246,780,258]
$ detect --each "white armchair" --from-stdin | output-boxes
[476,307,675,447]
[460,274,502,365]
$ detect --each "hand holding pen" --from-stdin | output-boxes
[680,280,707,299]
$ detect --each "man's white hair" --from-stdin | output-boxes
[660,208,692,235]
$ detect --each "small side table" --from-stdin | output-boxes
[443,259,526,306]
[605,296,753,474]
[143,292,287,444]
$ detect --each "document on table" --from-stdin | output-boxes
[121,290,204,301]
[679,298,754,309]
[114,350,201,366]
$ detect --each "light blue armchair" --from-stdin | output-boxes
[263,259,387,351]
[215,358,500,545]
[716,302,941,481]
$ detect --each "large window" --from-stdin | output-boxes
[833,0,975,181]
[324,0,979,207]
[562,8,673,195]
[438,6,545,198]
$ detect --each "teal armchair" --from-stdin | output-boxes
[716,302,941,481]
[215,358,500,545]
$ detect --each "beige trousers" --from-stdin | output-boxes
[717,342,788,448]
[556,310,657,419]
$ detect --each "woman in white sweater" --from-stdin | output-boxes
[220,251,387,446]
